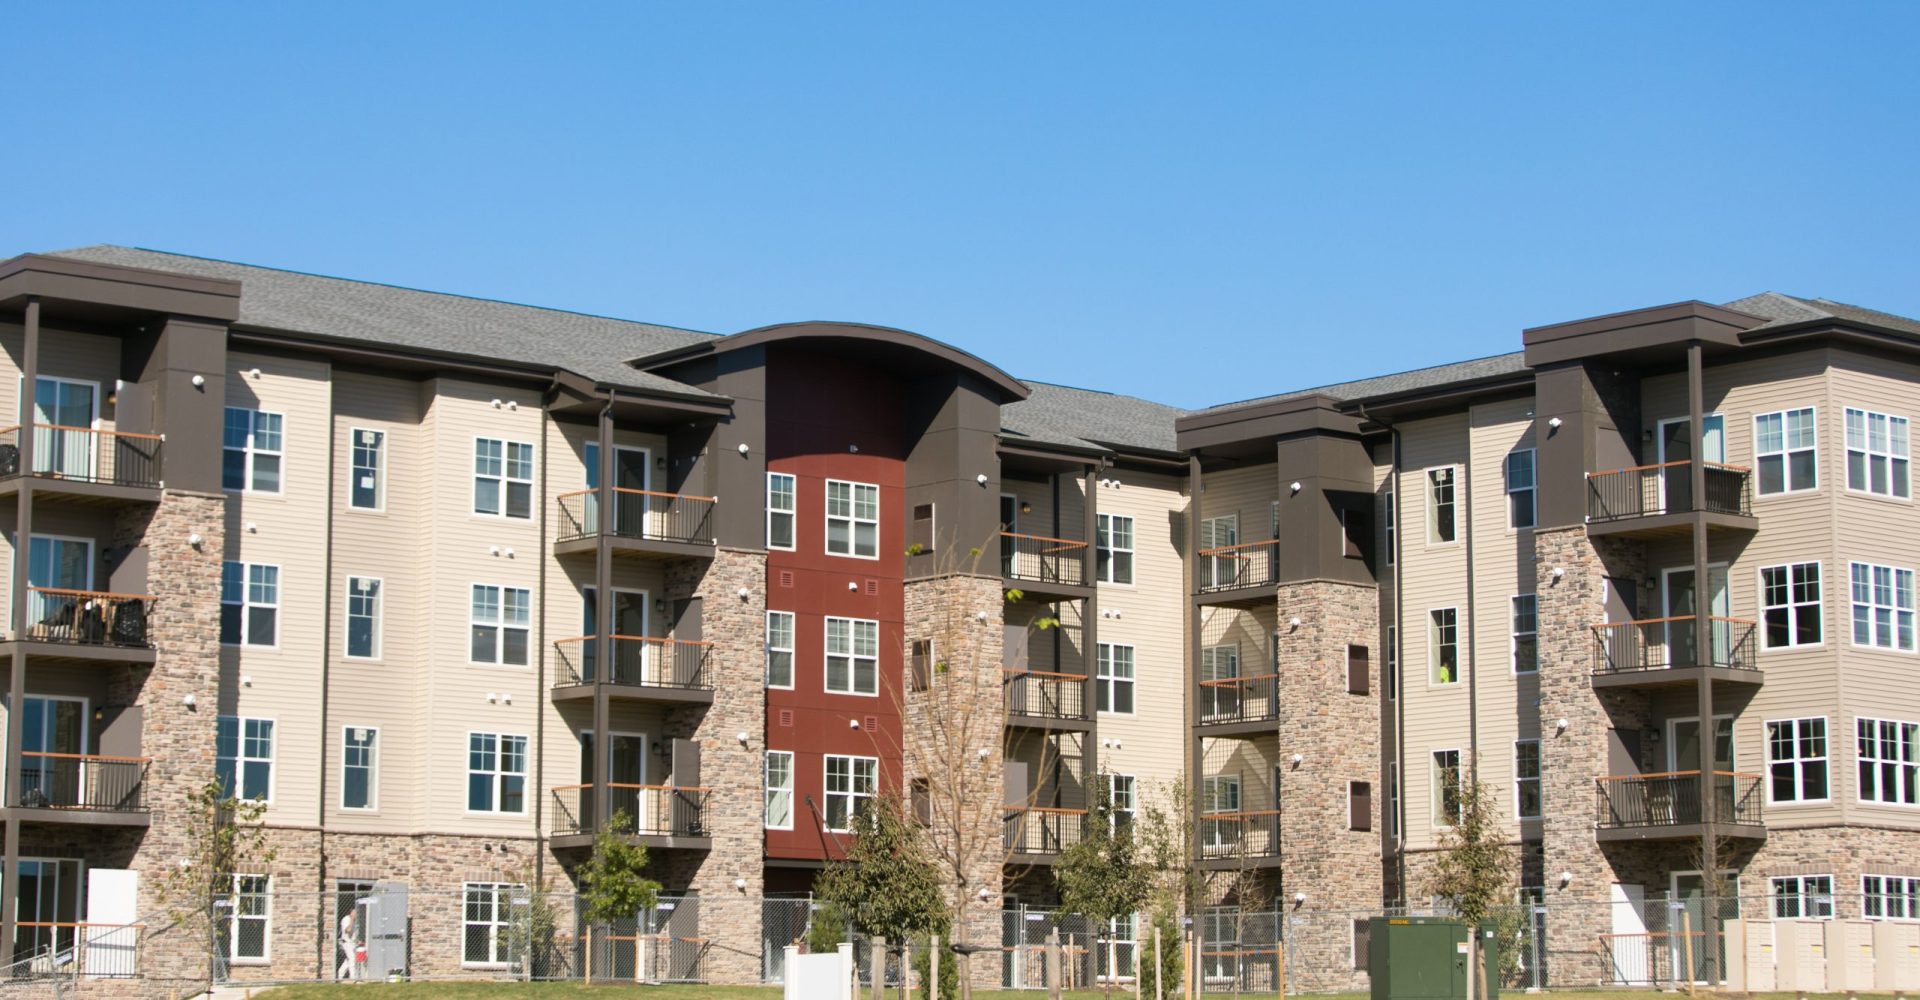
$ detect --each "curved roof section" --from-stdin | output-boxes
[633,320,1029,403]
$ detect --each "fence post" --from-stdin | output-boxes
[1047,926,1061,1000]
[931,933,940,1000]
[1682,910,1696,1000]
[1153,922,1163,1000]
[1278,932,1288,998]
[1187,930,1198,998]
[585,924,593,986]
[905,938,913,999]
[872,935,888,1000]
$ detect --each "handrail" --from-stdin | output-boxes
[555,486,720,503]
[0,423,163,441]
[1588,459,1752,476]
[1597,769,1762,782]
[999,667,1088,682]
[550,782,712,793]
[1006,806,1088,816]
[19,751,152,764]
[1199,672,1281,689]
[26,586,156,602]
[999,530,1089,549]
[1197,539,1276,556]
[553,634,713,648]
[1589,614,1757,630]
[1198,808,1283,819]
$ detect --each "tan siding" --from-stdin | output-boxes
[1396,411,1472,850]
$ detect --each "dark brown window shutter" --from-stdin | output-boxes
[911,777,931,826]
[910,639,933,692]
[1343,506,1369,559]
[1349,780,1372,831]
[1347,644,1370,695]
[911,503,935,553]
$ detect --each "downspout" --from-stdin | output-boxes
[534,393,553,890]
[1463,441,1479,780]
[316,379,338,970]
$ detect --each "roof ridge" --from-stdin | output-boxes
[1204,348,1527,411]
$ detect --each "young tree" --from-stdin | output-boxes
[1424,778,1514,924]
[574,808,662,976]
[154,779,276,990]
[816,793,952,948]
[1055,784,1152,996]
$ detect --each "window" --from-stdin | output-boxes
[1761,562,1823,649]
[1427,467,1458,543]
[473,438,534,518]
[764,751,794,830]
[346,576,381,659]
[342,726,377,810]
[470,585,531,665]
[1431,749,1462,826]
[223,407,285,493]
[910,638,934,692]
[1096,514,1135,584]
[1515,740,1542,819]
[1383,488,1395,565]
[1756,408,1818,494]
[228,875,271,962]
[462,883,521,965]
[350,428,384,510]
[1772,875,1835,919]
[1386,626,1398,700]
[1429,608,1459,684]
[1768,717,1829,803]
[767,472,796,550]
[1846,408,1910,498]
[1511,595,1538,674]
[1851,562,1916,651]
[220,562,280,647]
[1864,876,1920,921]
[467,733,528,813]
[217,716,274,801]
[1097,643,1136,714]
[1505,449,1536,529]
[824,755,878,832]
[1108,773,1137,830]
[1346,644,1370,695]
[824,617,879,695]
[825,480,879,558]
[1857,718,1920,806]
[1387,762,1400,838]
[765,611,795,689]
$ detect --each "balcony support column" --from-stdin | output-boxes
[1185,453,1204,908]
[1,296,35,959]
[593,399,615,830]
[1082,464,1099,781]
[1688,341,1720,980]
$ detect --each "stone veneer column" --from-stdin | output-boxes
[1273,579,1382,993]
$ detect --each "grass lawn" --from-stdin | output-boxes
[253,985,1920,1000]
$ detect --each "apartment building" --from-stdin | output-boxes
[1,244,1917,993]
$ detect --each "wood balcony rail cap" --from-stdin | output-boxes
[554,487,717,503]
[1199,672,1281,688]
[1590,459,1752,476]
[0,423,163,441]
[19,751,152,763]
[1197,539,1278,556]
[26,586,156,601]
[999,667,1088,681]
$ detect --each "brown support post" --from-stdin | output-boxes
[1186,453,1205,914]
[1083,465,1099,782]
[1,297,38,958]
[1688,341,1719,982]
[593,399,615,830]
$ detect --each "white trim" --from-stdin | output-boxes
[1843,406,1913,501]
[470,435,536,519]
[1847,560,1917,653]
[217,714,278,805]
[823,615,881,696]
[1429,747,1462,829]
[1513,738,1542,821]
[765,609,796,690]
[339,724,379,812]
[1504,447,1537,531]
[764,749,796,831]
[223,406,286,495]
[464,731,531,815]
[766,471,798,551]
[344,575,383,661]
[1099,642,1140,716]
[1427,607,1460,687]
[823,478,881,560]
[1424,465,1462,547]
[1855,716,1920,808]
[1863,874,1920,921]
[347,426,387,513]
[228,873,273,963]
[1756,560,1824,651]
[1753,406,1820,497]
[823,753,878,833]
[1665,713,1736,774]
[1510,593,1538,675]
[1097,512,1137,587]
[220,560,282,650]
[1763,715,1831,806]
[468,581,534,668]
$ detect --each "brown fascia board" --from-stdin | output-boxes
[1342,373,1537,422]
[1522,300,1768,367]
[0,253,241,322]
[1174,393,1362,452]
[628,320,1031,404]
[998,438,1109,464]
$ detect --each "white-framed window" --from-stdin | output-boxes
[1851,562,1916,652]
[1429,608,1459,685]
[1864,875,1920,920]
[1857,717,1920,806]
[1383,488,1396,565]
[824,754,878,832]
[824,617,879,695]
[217,716,275,802]
[228,874,271,962]
[341,726,377,811]
[470,585,531,666]
[825,479,879,558]
[467,733,528,814]
[1756,407,1818,495]
[473,438,534,518]
[1386,626,1398,700]
[1772,875,1835,919]
[346,576,382,659]
[1108,773,1137,830]
[1387,761,1400,839]
[350,427,384,510]
[462,882,522,965]
[1761,562,1823,649]
[1511,595,1538,674]
[1096,513,1135,585]
[223,407,284,494]
[1846,407,1910,499]
[765,610,795,689]
[1426,467,1458,544]
[1514,740,1541,819]
[1505,449,1536,530]
[764,750,794,830]
[767,472,797,550]
[1768,717,1829,804]
[1431,749,1462,826]
[220,562,280,648]
[1096,643,1136,714]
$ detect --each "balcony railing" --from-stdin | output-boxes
[1590,615,1757,674]
[1004,807,1087,855]
[550,784,712,839]
[555,488,716,545]
[999,532,1089,588]
[1595,770,1764,830]
[1002,669,1089,721]
[552,635,713,690]
[1586,461,1752,522]
[15,753,148,812]
[0,424,162,490]
[1197,540,1278,594]
[21,589,153,649]
[1197,673,1280,725]
[1198,809,1281,859]
[3,922,143,980]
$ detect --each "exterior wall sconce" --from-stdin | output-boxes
[1556,718,1569,731]
[1289,481,1303,493]
[1288,616,1303,629]
[1289,753,1304,767]
[1551,566,1565,579]
[737,442,750,455]
[975,473,989,485]
[187,533,204,548]
[191,374,206,388]
[736,731,749,744]
[1547,416,1563,429]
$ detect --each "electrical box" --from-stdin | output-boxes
[1368,917,1499,1000]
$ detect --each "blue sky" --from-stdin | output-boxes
[6,3,1916,409]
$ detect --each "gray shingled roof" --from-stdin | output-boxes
[1200,352,1532,413]
[1000,381,1187,455]
[1725,292,1920,338]
[44,245,721,396]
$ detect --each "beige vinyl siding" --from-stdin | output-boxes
[1396,411,1472,851]
[1466,397,1540,842]
[0,322,126,436]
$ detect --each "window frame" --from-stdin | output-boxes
[1107,772,1137,830]
[466,732,529,815]
[1514,739,1542,820]
[767,472,797,550]
[1096,513,1136,585]
[228,874,272,963]
[1426,466,1460,545]
[1755,407,1819,496]
[468,584,532,667]
[349,426,385,511]
[1856,717,1920,807]
[461,882,523,967]
[1431,748,1463,828]
[1428,608,1460,686]
[824,479,880,560]
[1845,407,1911,500]
[340,725,378,812]
[216,715,276,804]
[1766,716,1831,805]
[823,616,880,696]
[1510,594,1538,675]
[764,750,795,830]
[1505,448,1537,530]
[1759,561,1824,650]
[1772,875,1835,920]
[222,406,285,495]
[471,436,535,519]
[1864,875,1920,921]
[1850,561,1917,653]
[1096,642,1137,715]
[1383,487,1396,565]
[765,610,796,690]
[345,575,383,660]
[1386,625,1398,701]
[220,561,281,649]
[823,754,878,833]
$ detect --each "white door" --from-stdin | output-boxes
[28,377,100,479]
[1609,883,1651,984]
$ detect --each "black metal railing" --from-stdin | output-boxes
[1003,669,1089,721]
[15,753,148,812]
[1595,771,1764,830]
[1004,807,1087,854]
[0,424,163,490]
[1197,540,1278,594]
[1590,616,1757,674]
[2,922,143,980]
[551,784,711,839]
[1197,674,1281,725]
[999,532,1089,588]
[22,589,153,648]
[555,488,716,545]
[553,636,713,690]
[1587,461,1752,522]
[1198,809,1281,859]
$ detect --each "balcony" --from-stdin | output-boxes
[1594,770,1765,842]
[1195,540,1278,607]
[1002,669,1091,730]
[551,636,713,705]
[1585,461,1756,539]
[0,424,163,503]
[10,753,149,826]
[554,488,717,561]
[549,784,712,851]
[1004,806,1087,862]
[1197,809,1281,868]
[1589,615,1760,691]
[1196,674,1280,735]
[1000,532,1093,603]
[3,922,143,980]
[5,589,156,666]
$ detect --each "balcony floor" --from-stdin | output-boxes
[3,805,150,828]
[0,476,162,506]
[1193,585,1275,609]
[1002,577,1094,605]
[0,640,156,667]
[1005,712,1093,733]
[554,535,716,562]
[1591,665,1764,691]
[1595,821,1765,844]
[550,681,714,706]
[549,831,713,852]
[1586,509,1758,541]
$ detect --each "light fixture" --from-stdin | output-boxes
[191,374,206,388]
[491,398,503,408]
[847,581,858,591]
[502,693,512,704]
[1547,416,1563,429]
[1647,729,1661,745]
[1556,718,1569,731]
[737,442,750,456]
[736,731,749,744]
[503,548,515,558]
[849,444,859,453]
[977,888,991,902]
[737,587,751,600]
[247,367,262,379]
[976,473,989,486]
[245,522,258,534]
[1288,616,1303,629]
[241,675,252,687]
[1019,501,1032,514]
[651,741,665,756]
[1289,481,1303,493]
[182,693,197,707]
[489,545,501,556]
[977,748,991,760]
[975,610,990,623]
[506,401,518,410]
[487,692,498,703]
[1551,566,1565,579]
[848,719,860,730]
[1293,892,1307,905]
[655,598,667,613]
[1559,871,1573,887]
[734,878,748,891]
[1289,753,1304,766]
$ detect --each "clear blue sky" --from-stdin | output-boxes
[7,4,1916,410]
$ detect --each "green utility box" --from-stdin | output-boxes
[1367,917,1499,1000]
